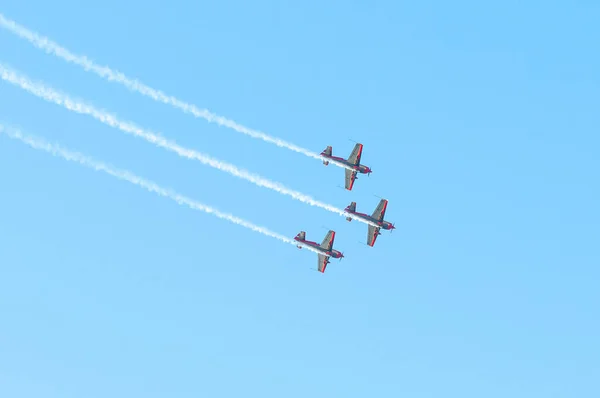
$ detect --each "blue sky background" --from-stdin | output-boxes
[1,1,599,397]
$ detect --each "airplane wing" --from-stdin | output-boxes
[317,254,329,273]
[367,224,381,247]
[371,199,388,222]
[344,168,357,190]
[320,230,335,251]
[347,143,363,166]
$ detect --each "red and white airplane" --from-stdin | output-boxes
[344,199,395,247]
[320,143,372,190]
[294,230,344,273]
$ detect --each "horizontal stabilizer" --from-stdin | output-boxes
[346,202,356,212]
[320,146,332,165]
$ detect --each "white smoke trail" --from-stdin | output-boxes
[0,64,360,221]
[0,123,324,255]
[0,12,355,170]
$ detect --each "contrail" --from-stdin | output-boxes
[0,64,362,222]
[0,123,324,255]
[0,12,355,170]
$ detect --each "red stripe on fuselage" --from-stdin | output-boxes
[300,240,319,247]
[323,155,347,162]
[348,213,373,224]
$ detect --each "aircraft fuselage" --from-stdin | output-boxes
[293,237,344,258]
[321,154,372,175]
[344,211,395,230]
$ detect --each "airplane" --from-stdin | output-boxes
[294,230,344,273]
[344,199,396,247]
[320,143,372,191]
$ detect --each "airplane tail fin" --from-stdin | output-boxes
[320,146,332,165]
[346,202,356,212]
[345,202,356,221]
[295,231,306,249]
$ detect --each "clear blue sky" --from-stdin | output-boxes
[1,1,599,397]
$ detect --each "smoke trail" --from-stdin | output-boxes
[0,123,324,255]
[0,13,353,169]
[0,64,357,220]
